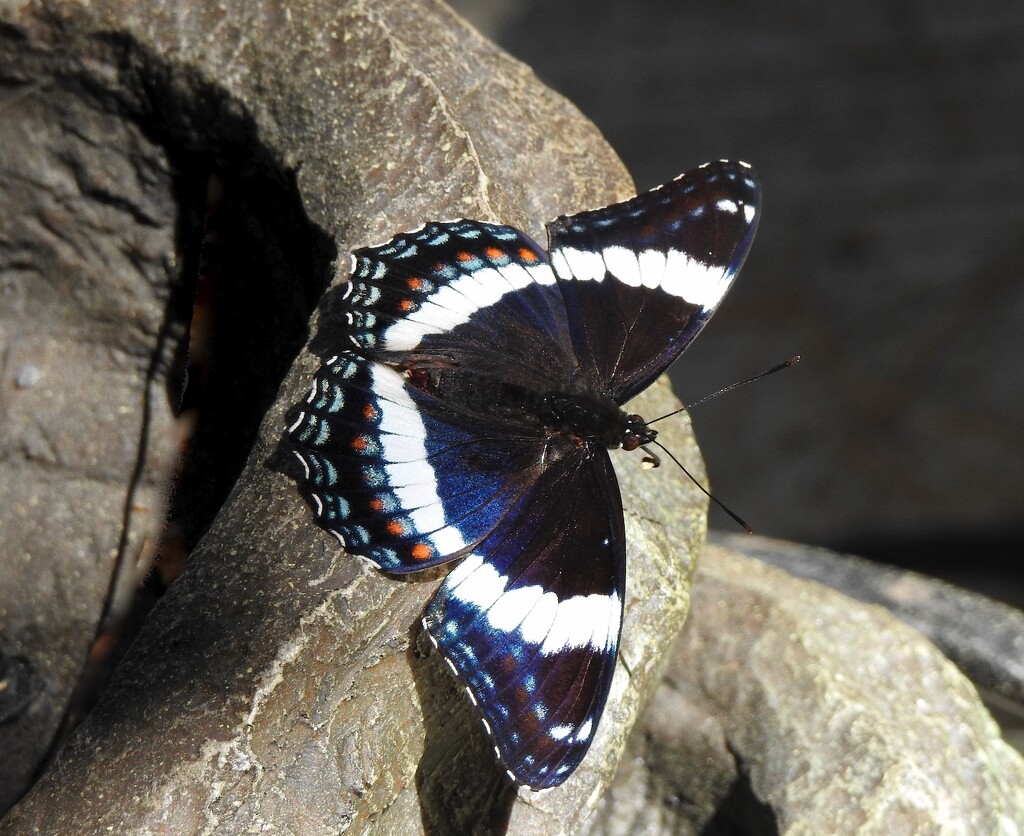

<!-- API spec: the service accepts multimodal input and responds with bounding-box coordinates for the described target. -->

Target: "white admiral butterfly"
[285,160,760,788]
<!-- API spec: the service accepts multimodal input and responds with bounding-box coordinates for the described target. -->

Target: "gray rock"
[0,21,182,812]
[0,0,699,831]
[588,539,1024,834]
[715,531,1024,712]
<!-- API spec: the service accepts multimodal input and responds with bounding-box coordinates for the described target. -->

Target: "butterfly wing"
[287,217,628,788]
[547,160,760,403]
[424,446,625,789]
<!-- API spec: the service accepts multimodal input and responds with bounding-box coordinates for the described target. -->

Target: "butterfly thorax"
[403,364,655,452]
[539,392,656,451]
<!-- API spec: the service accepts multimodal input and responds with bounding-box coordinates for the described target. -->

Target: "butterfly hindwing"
[287,353,564,572]
[424,448,625,789]
[548,160,760,402]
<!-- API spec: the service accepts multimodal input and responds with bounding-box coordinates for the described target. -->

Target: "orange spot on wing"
[485,246,503,259]
[456,251,473,262]
[398,299,414,311]
[518,247,539,263]
[387,520,406,536]
[407,277,423,289]
[369,498,384,511]
[352,436,368,451]
[363,404,378,420]
[411,542,433,561]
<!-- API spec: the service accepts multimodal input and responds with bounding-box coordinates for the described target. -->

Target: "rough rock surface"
[0,0,699,831]
[715,532,1024,712]
[0,10,183,812]
[588,539,1024,834]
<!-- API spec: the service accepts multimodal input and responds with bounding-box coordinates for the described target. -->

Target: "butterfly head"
[621,413,656,452]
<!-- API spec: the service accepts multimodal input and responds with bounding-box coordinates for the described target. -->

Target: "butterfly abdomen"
[403,364,550,431]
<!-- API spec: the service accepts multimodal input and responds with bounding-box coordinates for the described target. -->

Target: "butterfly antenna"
[648,440,752,533]
[648,355,800,425]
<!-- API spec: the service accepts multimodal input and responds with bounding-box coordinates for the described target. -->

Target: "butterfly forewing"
[346,219,579,397]
[548,160,760,402]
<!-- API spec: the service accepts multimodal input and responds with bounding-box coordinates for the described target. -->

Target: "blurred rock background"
[449,0,1024,608]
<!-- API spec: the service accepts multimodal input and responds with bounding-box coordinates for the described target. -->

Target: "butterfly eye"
[622,414,655,451]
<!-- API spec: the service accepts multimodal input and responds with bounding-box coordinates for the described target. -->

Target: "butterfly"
[284,160,760,789]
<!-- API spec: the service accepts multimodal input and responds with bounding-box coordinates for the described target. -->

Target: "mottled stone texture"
[587,539,1024,835]
[0,18,183,814]
[0,0,696,831]
[716,532,1024,714]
